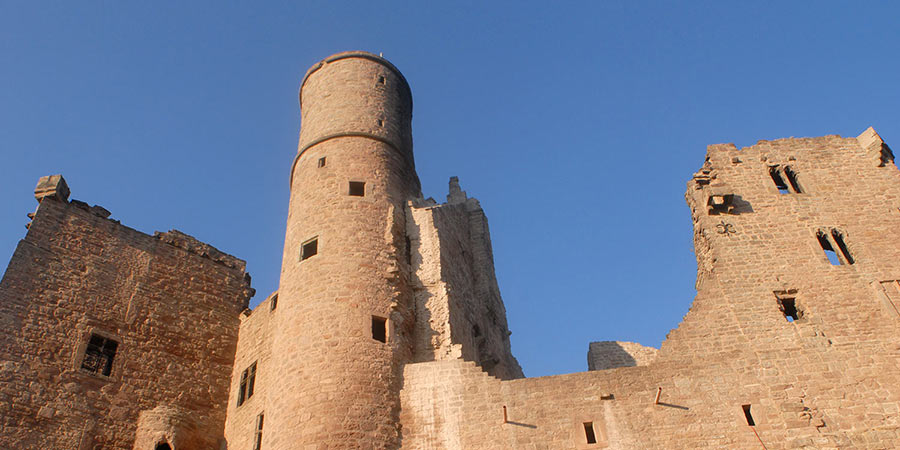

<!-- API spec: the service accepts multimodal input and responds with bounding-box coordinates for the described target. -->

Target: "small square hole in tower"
[583,422,597,444]
[301,237,318,261]
[372,316,387,343]
[378,75,385,85]
[742,404,756,426]
[779,297,800,322]
[318,157,326,168]
[349,181,365,197]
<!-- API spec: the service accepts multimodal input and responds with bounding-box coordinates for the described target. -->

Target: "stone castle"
[1,51,899,449]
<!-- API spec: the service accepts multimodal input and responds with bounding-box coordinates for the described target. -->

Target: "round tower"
[268,52,420,449]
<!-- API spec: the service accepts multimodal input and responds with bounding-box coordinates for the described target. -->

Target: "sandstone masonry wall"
[0,190,252,449]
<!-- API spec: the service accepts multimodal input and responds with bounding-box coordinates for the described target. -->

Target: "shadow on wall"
[587,341,658,371]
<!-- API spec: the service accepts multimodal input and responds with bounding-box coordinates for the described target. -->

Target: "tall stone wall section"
[407,179,523,380]
[399,129,900,449]
[0,183,252,449]
[265,52,421,449]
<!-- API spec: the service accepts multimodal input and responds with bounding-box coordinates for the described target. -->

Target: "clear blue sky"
[1,2,898,378]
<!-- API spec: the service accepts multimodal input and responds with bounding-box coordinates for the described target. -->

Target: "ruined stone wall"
[400,129,900,449]
[407,179,522,380]
[0,187,252,449]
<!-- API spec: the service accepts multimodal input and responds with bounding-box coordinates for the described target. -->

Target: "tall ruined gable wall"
[400,131,900,449]
[407,187,523,380]
[0,195,252,449]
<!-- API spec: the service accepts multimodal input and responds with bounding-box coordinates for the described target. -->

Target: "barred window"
[238,362,258,406]
[80,334,118,377]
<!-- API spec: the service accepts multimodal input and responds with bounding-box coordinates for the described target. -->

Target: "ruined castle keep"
[1,51,899,449]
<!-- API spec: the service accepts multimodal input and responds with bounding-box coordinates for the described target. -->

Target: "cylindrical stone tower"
[268,51,420,449]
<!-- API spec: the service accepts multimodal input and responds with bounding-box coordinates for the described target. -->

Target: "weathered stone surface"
[3,51,900,449]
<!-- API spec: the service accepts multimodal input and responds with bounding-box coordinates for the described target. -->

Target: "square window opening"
[377,119,384,127]
[372,316,387,343]
[583,422,597,444]
[318,157,326,168]
[769,167,790,194]
[301,238,318,261]
[349,181,366,197]
[742,404,756,426]
[779,297,800,322]
[81,333,118,377]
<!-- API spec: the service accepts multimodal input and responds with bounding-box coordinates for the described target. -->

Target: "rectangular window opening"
[349,181,366,197]
[372,316,387,343]
[742,404,756,426]
[270,294,278,311]
[769,167,790,194]
[583,422,597,444]
[318,157,326,168]
[301,237,318,261]
[378,75,385,85]
[81,334,118,377]
[252,413,264,450]
[779,297,800,322]
[238,362,258,406]
[784,166,802,193]
[817,232,842,265]
[831,230,854,265]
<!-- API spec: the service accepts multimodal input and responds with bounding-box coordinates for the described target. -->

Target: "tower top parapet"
[299,51,412,109]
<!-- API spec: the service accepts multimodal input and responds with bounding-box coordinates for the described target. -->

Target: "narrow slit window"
[318,157,326,168]
[784,166,802,193]
[817,232,842,265]
[349,181,365,197]
[583,422,597,444]
[238,362,257,406]
[252,413,264,450]
[372,316,387,343]
[769,167,790,194]
[270,294,278,311]
[80,334,118,377]
[742,404,756,426]
[301,237,318,261]
[779,297,800,322]
[404,236,412,266]
[831,230,854,265]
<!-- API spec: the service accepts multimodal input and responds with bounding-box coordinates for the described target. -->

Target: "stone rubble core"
[1,51,900,449]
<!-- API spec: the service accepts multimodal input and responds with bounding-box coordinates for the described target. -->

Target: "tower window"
[237,362,257,406]
[784,166,802,193]
[372,316,387,343]
[742,404,756,426]
[778,297,800,322]
[377,119,384,127]
[318,157,326,168]
[270,294,278,311]
[769,165,802,194]
[155,443,171,450]
[80,334,118,377]
[817,229,853,265]
[252,413,264,450]
[301,237,318,261]
[583,422,597,444]
[378,75,385,85]
[349,181,365,197]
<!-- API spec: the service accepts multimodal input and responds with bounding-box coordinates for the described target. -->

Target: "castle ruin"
[2,51,899,449]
